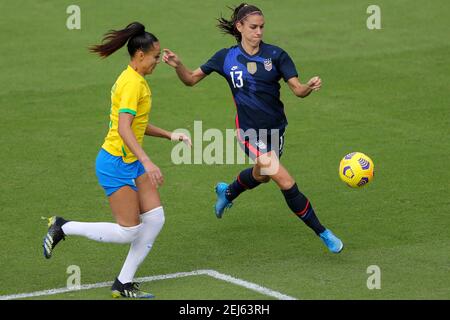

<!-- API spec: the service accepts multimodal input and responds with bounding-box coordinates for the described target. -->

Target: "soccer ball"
[339,152,374,188]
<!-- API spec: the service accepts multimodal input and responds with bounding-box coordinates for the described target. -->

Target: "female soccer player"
[42,22,191,298]
[163,4,343,253]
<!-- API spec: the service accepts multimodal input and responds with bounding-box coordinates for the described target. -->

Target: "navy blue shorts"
[95,148,146,197]
[236,128,285,161]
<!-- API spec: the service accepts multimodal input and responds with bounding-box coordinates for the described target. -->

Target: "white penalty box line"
[0,269,297,300]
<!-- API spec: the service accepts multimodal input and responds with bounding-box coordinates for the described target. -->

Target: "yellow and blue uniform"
[103,65,152,163]
[96,65,151,196]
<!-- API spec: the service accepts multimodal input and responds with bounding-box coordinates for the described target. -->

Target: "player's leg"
[227,165,269,198]
[214,165,270,218]
[43,150,144,258]
[252,165,271,183]
[256,151,344,253]
[214,131,270,218]
[113,171,164,298]
[43,187,142,258]
[61,186,142,241]
[109,172,164,299]
[43,186,142,259]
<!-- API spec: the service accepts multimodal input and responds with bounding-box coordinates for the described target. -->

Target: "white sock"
[117,206,165,284]
[62,221,141,244]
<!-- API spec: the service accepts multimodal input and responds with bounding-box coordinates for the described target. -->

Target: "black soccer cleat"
[43,216,67,259]
[111,278,155,299]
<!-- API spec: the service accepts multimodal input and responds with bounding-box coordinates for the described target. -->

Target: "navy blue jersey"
[200,42,298,132]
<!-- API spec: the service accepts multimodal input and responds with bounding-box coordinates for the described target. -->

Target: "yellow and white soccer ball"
[339,152,374,188]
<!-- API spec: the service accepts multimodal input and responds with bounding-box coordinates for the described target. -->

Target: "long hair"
[89,22,158,58]
[217,3,263,42]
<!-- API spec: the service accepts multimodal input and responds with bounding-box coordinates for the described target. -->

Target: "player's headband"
[236,5,263,23]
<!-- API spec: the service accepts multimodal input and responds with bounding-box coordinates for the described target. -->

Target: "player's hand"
[143,160,164,187]
[307,76,322,91]
[163,49,181,68]
[170,132,192,147]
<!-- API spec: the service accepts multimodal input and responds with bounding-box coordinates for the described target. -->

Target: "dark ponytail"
[217,3,263,42]
[89,22,158,58]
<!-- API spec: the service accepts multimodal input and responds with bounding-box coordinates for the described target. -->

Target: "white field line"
[0,269,297,300]
[203,270,297,300]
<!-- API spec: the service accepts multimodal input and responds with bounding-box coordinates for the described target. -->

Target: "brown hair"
[217,3,263,42]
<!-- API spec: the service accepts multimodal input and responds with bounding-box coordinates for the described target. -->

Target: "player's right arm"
[163,49,207,86]
[118,113,163,187]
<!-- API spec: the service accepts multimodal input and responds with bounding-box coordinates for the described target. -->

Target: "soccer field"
[0,0,449,300]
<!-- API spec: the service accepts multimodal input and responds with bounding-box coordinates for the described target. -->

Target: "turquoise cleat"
[319,229,344,253]
[214,182,233,219]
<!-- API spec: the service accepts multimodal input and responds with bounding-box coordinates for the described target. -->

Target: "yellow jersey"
[102,65,152,163]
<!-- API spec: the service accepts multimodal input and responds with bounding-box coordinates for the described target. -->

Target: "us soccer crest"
[247,62,257,75]
[264,58,272,71]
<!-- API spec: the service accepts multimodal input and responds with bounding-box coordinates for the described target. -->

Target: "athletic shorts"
[95,148,146,197]
[236,128,285,161]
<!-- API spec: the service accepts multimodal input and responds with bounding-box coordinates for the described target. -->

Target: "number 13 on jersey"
[230,71,243,88]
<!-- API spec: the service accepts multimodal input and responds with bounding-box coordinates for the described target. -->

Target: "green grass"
[23,275,273,300]
[0,0,449,299]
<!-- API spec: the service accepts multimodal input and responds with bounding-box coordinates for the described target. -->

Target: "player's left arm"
[286,76,322,98]
[145,124,192,146]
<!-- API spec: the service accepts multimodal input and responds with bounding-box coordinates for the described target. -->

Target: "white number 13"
[230,71,243,88]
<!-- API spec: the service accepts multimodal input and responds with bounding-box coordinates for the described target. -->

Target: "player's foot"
[111,278,155,299]
[214,182,233,219]
[43,216,67,259]
[319,229,344,253]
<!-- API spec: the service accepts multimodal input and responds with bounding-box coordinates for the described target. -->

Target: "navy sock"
[281,183,326,235]
[226,167,261,201]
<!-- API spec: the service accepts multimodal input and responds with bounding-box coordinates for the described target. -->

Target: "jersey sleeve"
[200,48,228,76]
[278,50,299,82]
[118,81,141,116]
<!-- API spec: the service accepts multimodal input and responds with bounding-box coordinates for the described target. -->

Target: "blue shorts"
[95,148,146,197]
[237,128,285,161]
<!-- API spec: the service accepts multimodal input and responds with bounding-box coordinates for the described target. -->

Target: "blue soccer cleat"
[319,229,344,253]
[214,182,233,219]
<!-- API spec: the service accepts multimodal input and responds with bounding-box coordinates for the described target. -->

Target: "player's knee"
[152,209,165,229]
[280,178,295,190]
[253,164,272,184]
[273,175,295,190]
[256,175,271,184]
[118,224,142,243]
[141,206,165,232]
